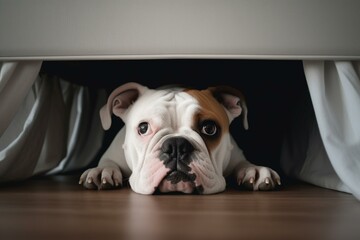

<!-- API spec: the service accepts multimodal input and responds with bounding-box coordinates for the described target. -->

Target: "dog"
[79,82,281,194]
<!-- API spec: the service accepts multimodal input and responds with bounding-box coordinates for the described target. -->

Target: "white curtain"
[0,61,106,182]
[282,61,360,200]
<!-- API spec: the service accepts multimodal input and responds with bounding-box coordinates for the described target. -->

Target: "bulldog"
[79,82,281,194]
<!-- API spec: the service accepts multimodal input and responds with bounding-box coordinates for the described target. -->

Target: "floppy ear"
[208,86,249,130]
[99,82,148,130]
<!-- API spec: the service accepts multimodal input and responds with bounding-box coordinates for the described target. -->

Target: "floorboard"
[0,175,359,240]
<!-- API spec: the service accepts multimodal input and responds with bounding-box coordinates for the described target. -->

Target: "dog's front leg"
[229,137,281,191]
[79,128,130,190]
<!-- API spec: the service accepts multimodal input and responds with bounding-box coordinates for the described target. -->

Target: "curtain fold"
[0,61,106,182]
[0,61,42,136]
[305,61,360,199]
[282,61,360,200]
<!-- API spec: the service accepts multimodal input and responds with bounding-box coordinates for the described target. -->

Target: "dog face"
[100,83,248,194]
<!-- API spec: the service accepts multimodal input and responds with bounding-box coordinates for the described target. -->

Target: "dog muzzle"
[156,137,203,194]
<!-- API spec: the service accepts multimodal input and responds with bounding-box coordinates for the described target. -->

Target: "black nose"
[160,137,194,171]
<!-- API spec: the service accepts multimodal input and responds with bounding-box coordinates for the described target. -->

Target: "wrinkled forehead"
[138,88,198,110]
[127,89,199,126]
[128,88,229,131]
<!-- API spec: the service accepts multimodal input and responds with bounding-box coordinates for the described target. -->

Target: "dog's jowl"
[79,82,281,194]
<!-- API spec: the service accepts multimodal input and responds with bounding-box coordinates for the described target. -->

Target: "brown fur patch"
[185,89,229,152]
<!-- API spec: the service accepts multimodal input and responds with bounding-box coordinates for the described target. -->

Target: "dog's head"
[100,82,248,194]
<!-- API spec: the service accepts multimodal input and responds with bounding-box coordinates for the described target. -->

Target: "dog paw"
[79,167,123,190]
[236,166,281,191]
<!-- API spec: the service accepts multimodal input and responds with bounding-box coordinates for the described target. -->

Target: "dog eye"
[138,122,151,136]
[200,120,218,136]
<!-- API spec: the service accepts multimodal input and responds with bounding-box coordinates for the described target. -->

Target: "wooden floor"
[0,175,359,240]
